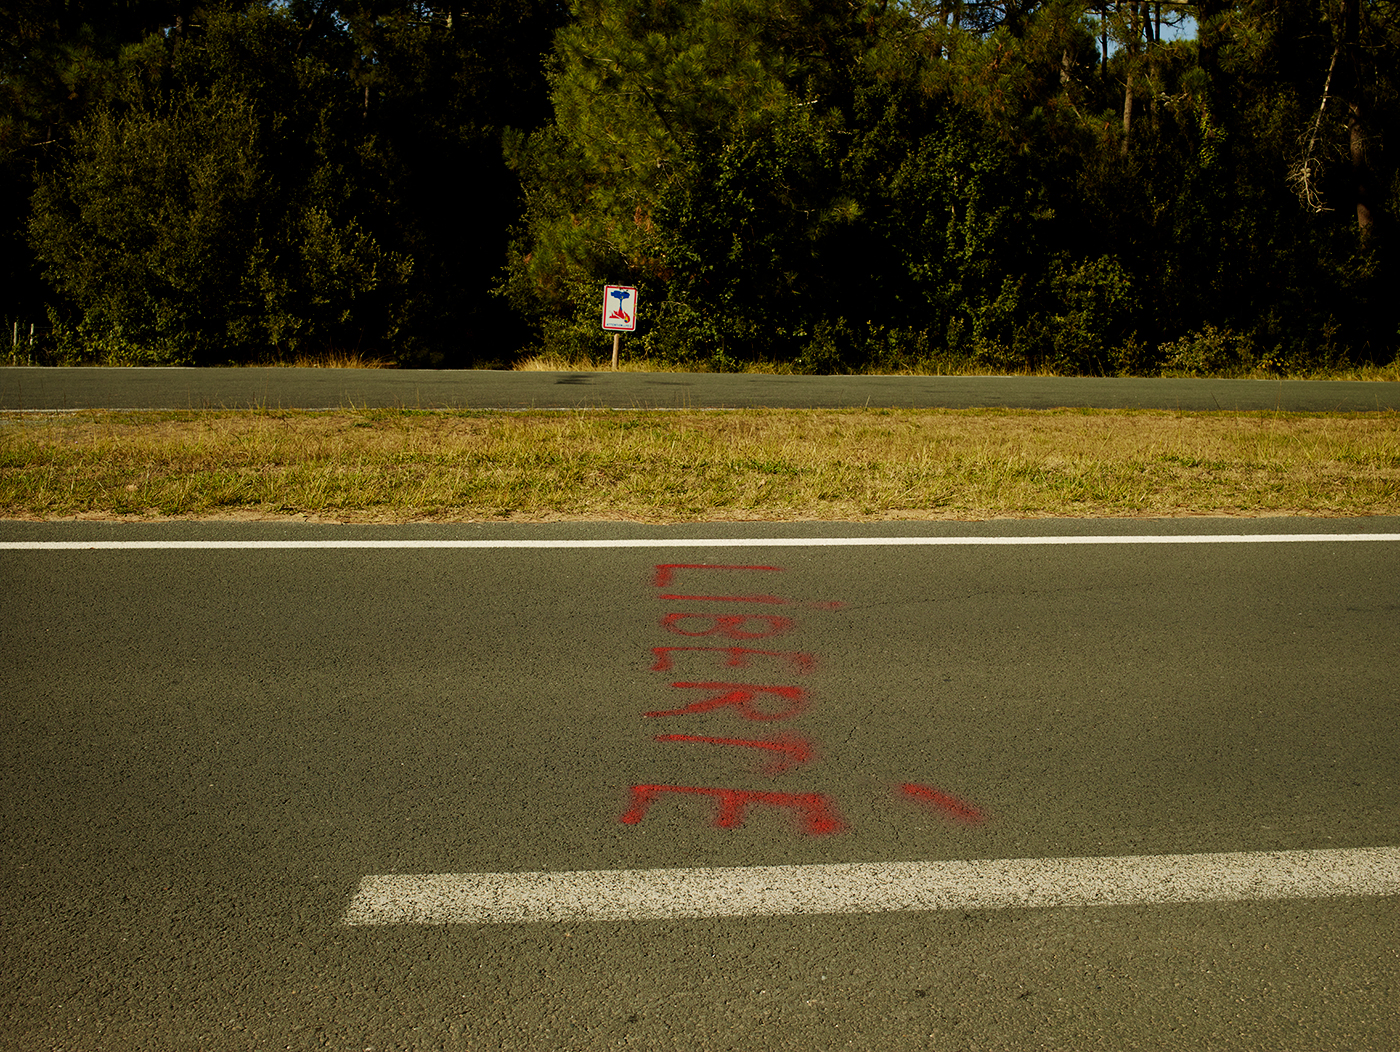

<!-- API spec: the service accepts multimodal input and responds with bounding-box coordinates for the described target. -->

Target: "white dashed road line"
[342,846,1400,925]
[5,534,1400,551]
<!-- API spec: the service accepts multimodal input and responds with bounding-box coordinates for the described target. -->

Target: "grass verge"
[1,407,1397,522]
[512,352,1400,381]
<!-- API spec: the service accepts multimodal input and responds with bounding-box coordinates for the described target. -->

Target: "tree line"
[2,0,1395,372]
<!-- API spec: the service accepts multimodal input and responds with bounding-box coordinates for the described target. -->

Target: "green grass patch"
[1,407,1397,522]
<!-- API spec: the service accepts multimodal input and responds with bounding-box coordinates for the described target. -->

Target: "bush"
[1045,256,1138,375]
[1160,324,1256,377]
[28,9,410,365]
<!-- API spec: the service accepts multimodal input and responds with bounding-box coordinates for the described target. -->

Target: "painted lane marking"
[4,534,1400,551]
[342,846,1400,925]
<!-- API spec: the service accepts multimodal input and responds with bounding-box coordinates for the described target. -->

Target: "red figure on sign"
[608,288,632,323]
[620,784,845,835]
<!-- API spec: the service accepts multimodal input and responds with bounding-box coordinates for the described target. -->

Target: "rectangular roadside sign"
[602,285,639,331]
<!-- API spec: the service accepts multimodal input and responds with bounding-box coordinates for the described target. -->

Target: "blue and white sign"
[601,285,639,332]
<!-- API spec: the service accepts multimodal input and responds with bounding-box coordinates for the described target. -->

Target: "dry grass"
[258,351,393,368]
[512,352,784,374]
[511,353,1057,376]
[512,353,1400,381]
[1,407,1397,522]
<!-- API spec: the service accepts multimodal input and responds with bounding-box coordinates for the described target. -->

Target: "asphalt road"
[2,519,1397,1051]
[3,365,1400,411]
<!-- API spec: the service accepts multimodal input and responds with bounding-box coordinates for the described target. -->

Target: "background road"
[3,366,1400,411]
[1,519,1396,1050]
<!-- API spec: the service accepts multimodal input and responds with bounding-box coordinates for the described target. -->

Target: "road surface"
[3,366,1399,411]
[2,519,1397,1050]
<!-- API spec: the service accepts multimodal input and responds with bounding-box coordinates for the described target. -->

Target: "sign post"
[601,285,638,370]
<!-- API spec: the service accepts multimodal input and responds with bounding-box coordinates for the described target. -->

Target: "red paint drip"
[654,733,815,773]
[650,647,816,674]
[644,682,808,721]
[659,593,791,605]
[653,564,782,588]
[620,784,845,835]
[900,783,986,825]
[660,613,796,639]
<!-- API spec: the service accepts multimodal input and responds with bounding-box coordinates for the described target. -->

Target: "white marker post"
[601,285,638,369]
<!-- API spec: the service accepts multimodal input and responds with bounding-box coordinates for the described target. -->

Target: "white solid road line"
[342,846,1400,926]
[4,534,1400,551]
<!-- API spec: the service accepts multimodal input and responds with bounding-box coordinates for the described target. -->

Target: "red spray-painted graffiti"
[900,783,987,825]
[660,613,795,639]
[649,647,816,674]
[623,562,986,836]
[653,733,815,773]
[644,682,809,721]
[652,565,785,589]
[620,784,846,835]
[653,563,790,604]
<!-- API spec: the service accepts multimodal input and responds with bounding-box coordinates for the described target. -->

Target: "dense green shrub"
[28,10,410,364]
[5,0,1397,371]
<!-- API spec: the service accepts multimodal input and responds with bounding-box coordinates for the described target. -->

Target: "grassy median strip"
[1,407,1397,521]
